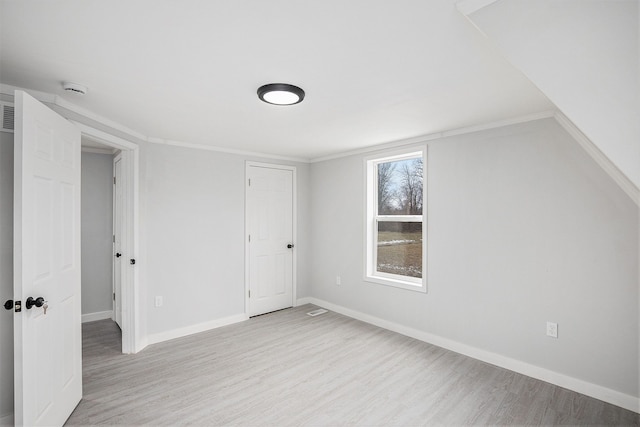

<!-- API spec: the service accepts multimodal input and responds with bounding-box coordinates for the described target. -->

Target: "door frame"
[72,121,141,354]
[244,161,297,316]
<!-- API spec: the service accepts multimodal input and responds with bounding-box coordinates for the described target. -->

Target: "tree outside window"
[366,149,426,292]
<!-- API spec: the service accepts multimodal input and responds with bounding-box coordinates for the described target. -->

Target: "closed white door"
[113,154,123,328]
[13,90,82,426]
[247,165,294,316]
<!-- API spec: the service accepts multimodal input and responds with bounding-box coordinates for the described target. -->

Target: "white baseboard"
[300,297,640,414]
[81,310,113,323]
[146,313,248,346]
[0,413,13,426]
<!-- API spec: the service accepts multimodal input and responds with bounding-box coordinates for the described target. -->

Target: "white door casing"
[70,121,139,354]
[113,154,123,328]
[14,90,82,426]
[246,163,295,317]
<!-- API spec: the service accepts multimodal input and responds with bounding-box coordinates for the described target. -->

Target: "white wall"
[0,132,13,421]
[466,0,640,189]
[137,141,310,339]
[309,118,639,399]
[81,152,114,316]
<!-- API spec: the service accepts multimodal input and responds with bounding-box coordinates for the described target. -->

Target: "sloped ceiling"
[460,0,640,190]
[0,0,553,161]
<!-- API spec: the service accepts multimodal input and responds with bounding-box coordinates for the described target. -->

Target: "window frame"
[364,147,427,293]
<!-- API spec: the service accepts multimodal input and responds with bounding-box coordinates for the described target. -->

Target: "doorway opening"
[80,143,119,333]
[74,121,140,354]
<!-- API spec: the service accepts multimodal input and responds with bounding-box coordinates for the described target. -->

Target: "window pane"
[377,157,423,215]
[377,221,422,278]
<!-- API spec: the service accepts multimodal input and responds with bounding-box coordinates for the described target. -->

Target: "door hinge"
[248,234,251,242]
[248,290,251,298]
[113,176,116,185]
[113,292,116,301]
[113,235,116,243]
[248,178,251,187]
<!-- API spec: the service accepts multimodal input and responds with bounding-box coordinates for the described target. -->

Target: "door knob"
[25,297,46,310]
[115,252,122,258]
[3,300,13,310]
[287,244,294,249]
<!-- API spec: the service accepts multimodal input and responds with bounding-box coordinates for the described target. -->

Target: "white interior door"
[13,90,82,426]
[113,154,122,328]
[247,165,294,316]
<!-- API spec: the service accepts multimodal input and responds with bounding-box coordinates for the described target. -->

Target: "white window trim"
[364,147,427,293]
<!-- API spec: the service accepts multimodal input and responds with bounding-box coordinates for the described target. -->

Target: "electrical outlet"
[336,276,341,286]
[546,321,558,338]
[155,296,163,307]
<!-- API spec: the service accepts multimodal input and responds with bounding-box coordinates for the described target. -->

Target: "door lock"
[115,252,122,258]
[25,296,46,310]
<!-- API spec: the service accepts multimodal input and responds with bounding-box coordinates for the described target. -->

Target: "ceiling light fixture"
[257,83,305,106]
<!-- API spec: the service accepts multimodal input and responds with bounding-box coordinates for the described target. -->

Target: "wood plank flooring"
[66,305,639,426]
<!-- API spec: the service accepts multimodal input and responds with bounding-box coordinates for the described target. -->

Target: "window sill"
[364,274,427,293]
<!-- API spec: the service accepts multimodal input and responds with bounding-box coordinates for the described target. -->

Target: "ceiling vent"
[1,102,14,133]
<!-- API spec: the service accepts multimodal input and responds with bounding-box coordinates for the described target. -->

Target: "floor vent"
[307,308,328,317]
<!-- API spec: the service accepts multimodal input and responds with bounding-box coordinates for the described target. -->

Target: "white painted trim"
[81,311,113,323]
[147,136,308,164]
[146,314,248,346]
[81,146,116,155]
[0,84,308,163]
[0,84,56,104]
[554,112,639,206]
[303,297,640,414]
[75,122,141,354]
[0,84,148,142]
[244,162,298,317]
[0,413,14,426]
[71,121,138,151]
[364,147,428,293]
[310,111,557,163]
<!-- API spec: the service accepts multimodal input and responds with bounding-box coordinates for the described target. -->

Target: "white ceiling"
[0,0,554,161]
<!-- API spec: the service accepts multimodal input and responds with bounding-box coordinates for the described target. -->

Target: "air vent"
[1,102,15,133]
[306,308,328,317]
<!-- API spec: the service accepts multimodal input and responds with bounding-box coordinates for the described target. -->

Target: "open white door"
[247,164,294,316]
[14,91,82,426]
[113,153,123,328]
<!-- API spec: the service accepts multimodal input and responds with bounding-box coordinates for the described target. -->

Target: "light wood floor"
[66,305,639,426]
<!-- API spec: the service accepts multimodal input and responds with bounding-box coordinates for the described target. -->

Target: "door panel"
[113,155,122,327]
[14,90,82,426]
[247,166,293,316]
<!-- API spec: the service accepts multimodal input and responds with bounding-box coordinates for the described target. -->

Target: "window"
[365,148,426,292]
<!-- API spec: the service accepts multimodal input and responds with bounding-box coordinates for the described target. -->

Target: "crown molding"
[554,112,639,206]
[310,111,557,163]
[4,83,638,204]
[146,136,308,163]
[0,84,310,163]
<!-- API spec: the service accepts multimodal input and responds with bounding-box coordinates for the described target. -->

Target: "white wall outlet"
[546,321,558,338]
[155,296,163,307]
[336,276,341,286]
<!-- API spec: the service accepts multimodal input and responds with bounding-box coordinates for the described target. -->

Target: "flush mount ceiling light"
[257,83,305,106]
